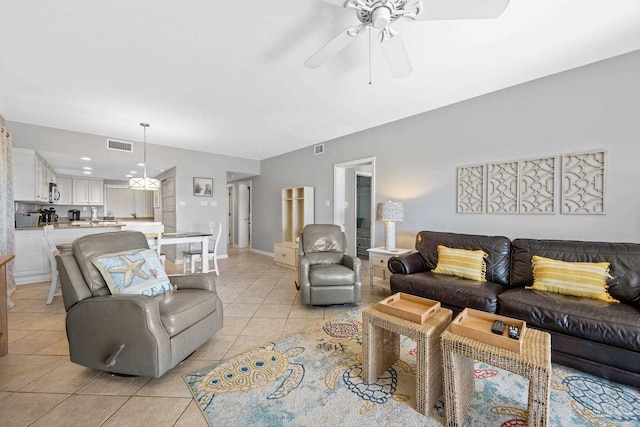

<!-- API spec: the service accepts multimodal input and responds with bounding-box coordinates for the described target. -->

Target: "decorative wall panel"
[457,165,484,213]
[561,151,606,214]
[487,162,518,214]
[518,157,556,214]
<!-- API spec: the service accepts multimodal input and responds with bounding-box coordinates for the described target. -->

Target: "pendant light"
[128,122,160,191]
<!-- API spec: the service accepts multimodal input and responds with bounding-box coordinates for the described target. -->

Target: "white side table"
[367,247,412,293]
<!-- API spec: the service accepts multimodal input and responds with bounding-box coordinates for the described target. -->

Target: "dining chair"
[121,222,165,264]
[42,225,72,304]
[183,221,221,275]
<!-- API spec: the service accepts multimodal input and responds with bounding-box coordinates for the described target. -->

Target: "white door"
[237,181,250,248]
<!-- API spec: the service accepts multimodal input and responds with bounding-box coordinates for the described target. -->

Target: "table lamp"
[376,201,404,251]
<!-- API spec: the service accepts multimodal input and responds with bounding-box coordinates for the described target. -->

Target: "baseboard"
[250,248,273,257]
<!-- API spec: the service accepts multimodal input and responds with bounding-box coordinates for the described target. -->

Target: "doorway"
[333,157,376,256]
[237,180,251,248]
[355,172,372,260]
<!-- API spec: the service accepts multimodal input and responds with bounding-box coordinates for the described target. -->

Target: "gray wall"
[252,49,640,254]
[6,122,260,257]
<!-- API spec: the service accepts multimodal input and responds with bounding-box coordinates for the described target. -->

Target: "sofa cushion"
[433,245,487,282]
[528,255,618,303]
[92,248,173,297]
[414,231,511,286]
[309,264,354,286]
[390,272,505,313]
[510,238,640,288]
[608,270,640,306]
[156,289,220,337]
[498,288,640,352]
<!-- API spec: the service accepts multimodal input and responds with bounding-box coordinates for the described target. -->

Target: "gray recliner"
[298,224,362,306]
[55,231,223,378]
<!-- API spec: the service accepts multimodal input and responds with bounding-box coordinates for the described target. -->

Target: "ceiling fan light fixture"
[371,6,391,29]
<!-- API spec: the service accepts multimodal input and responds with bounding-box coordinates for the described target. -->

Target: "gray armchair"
[55,231,223,378]
[298,224,362,305]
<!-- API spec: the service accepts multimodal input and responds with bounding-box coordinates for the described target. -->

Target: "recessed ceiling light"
[129,171,138,174]
[83,171,92,175]
[82,166,92,170]
[137,162,145,167]
[80,156,92,161]
[125,174,132,178]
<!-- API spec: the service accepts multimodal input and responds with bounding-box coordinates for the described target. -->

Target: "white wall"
[252,50,640,253]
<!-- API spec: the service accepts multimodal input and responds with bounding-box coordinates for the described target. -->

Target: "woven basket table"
[441,327,551,427]
[362,306,453,415]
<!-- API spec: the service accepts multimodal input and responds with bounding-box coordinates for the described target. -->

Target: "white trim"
[251,248,273,257]
[333,157,376,250]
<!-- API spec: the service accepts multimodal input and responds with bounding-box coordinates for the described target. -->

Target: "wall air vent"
[314,144,325,155]
[107,139,133,152]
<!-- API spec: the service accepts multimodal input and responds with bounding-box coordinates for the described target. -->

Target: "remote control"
[508,325,520,340]
[491,320,505,335]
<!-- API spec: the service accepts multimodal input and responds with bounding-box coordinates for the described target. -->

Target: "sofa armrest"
[342,255,362,283]
[388,253,428,274]
[169,273,216,292]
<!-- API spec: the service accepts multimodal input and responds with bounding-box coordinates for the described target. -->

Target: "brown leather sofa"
[388,230,640,388]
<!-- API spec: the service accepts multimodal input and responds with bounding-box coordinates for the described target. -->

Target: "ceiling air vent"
[107,139,133,152]
[313,144,324,155]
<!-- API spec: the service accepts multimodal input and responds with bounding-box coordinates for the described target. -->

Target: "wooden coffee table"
[362,305,452,415]
[441,326,551,427]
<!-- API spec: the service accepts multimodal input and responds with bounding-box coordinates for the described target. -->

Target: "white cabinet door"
[88,179,104,204]
[57,176,73,204]
[14,230,48,284]
[72,178,89,205]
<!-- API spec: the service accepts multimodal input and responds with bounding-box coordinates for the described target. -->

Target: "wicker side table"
[441,327,551,427]
[362,306,452,415]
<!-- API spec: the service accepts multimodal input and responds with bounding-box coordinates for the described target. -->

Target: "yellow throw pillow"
[527,255,619,303]
[433,245,488,282]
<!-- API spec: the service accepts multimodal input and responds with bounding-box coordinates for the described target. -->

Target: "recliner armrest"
[169,273,217,291]
[388,253,428,274]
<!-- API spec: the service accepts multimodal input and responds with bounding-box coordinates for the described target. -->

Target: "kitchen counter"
[16,222,125,230]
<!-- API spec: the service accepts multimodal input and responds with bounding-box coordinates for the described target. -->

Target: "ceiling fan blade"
[304,24,366,69]
[416,0,510,20]
[379,30,412,78]
[322,0,348,7]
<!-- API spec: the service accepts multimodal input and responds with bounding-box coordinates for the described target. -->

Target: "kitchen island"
[14,221,153,284]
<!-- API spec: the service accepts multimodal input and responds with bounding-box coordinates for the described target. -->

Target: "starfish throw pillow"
[92,248,173,296]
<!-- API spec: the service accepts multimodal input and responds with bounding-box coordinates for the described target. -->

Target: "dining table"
[146,232,213,273]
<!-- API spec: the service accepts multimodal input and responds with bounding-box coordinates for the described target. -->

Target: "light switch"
[179,201,186,207]
[211,201,217,207]
[200,201,208,207]
[325,200,330,207]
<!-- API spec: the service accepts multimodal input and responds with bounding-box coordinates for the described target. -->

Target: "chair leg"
[213,255,219,276]
[190,256,196,273]
[47,272,58,305]
[183,254,188,273]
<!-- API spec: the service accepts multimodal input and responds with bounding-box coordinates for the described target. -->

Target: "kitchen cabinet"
[57,176,73,205]
[72,178,104,205]
[13,229,48,284]
[14,226,122,284]
[12,148,56,203]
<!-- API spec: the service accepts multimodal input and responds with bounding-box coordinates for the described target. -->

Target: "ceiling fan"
[304,0,510,78]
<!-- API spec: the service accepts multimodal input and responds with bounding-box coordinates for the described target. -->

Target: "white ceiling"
[1,0,639,162]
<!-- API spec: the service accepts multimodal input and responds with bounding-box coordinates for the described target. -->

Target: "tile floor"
[1,247,388,426]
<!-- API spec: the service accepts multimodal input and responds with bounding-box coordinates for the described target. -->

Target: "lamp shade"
[128,176,161,191]
[376,201,404,222]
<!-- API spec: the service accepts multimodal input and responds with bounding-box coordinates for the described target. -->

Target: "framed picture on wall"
[193,177,213,197]
[153,190,160,208]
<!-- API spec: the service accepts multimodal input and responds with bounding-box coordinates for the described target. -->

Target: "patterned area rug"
[184,306,640,427]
